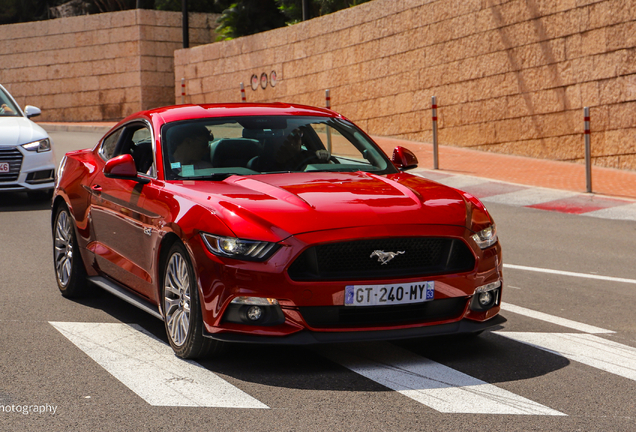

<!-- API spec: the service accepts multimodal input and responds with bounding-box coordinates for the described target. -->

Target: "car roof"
[126,103,344,126]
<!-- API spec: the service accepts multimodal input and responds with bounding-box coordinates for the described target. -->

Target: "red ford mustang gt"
[52,103,504,359]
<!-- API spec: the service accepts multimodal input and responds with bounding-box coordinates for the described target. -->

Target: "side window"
[117,125,154,176]
[99,128,123,161]
[130,126,154,176]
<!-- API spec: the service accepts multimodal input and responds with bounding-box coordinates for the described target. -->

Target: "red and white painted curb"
[414,169,636,221]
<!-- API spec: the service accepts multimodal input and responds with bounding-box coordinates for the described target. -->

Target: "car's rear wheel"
[53,204,89,297]
[162,242,222,359]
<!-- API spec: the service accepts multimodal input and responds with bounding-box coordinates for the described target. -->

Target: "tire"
[161,242,223,359]
[53,204,90,298]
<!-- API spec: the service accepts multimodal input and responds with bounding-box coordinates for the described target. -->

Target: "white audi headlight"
[471,224,497,249]
[200,233,278,261]
[22,138,51,153]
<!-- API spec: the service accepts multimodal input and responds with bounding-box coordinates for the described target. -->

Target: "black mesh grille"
[299,297,467,328]
[0,148,23,182]
[288,237,475,281]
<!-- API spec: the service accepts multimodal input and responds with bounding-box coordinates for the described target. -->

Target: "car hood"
[169,172,468,241]
[0,116,48,147]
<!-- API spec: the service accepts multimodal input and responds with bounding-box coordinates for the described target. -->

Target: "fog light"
[246,306,262,321]
[470,280,501,311]
[478,291,493,306]
[474,280,501,294]
[231,296,279,306]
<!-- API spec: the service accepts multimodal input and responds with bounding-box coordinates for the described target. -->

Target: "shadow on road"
[65,284,571,392]
[0,191,52,212]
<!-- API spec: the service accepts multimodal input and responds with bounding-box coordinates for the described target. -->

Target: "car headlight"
[200,233,279,261]
[22,138,51,152]
[471,224,497,249]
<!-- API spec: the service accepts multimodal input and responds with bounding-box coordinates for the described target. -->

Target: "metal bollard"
[325,89,332,153]
[240,82,246,103]
[432,96,439,170]
[181,78,185,104]
[584,107,592,193]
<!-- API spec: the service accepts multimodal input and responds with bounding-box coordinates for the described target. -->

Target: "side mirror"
[24,105,41,118]
[391,146,418,170]
[104,154,149,184]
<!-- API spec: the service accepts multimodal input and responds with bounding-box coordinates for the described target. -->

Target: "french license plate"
[344,281,434,307]
[0,162,9,173]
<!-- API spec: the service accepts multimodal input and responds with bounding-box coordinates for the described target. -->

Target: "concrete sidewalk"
[40,122,636,218]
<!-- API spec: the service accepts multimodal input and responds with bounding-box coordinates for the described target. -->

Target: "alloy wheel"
[164,252,191,347]
[54,210,73,287]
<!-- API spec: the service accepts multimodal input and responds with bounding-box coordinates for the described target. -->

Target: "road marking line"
[321,342,565,415]
[496,332,636,382]
[50,322,269,408]
[500,303,615,334]
[504,263,636,285]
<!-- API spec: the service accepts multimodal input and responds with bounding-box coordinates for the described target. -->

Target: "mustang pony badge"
[370,250,405,265]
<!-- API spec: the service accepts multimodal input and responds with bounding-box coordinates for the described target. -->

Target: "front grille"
[299,297,467,328]
[0,148,23,182]
[287,237,475,281]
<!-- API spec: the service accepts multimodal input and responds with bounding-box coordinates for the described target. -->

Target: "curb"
[37,122,116,134]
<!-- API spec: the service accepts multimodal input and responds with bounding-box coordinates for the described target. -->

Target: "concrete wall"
[175,0,636,171]
[0,9,218,122]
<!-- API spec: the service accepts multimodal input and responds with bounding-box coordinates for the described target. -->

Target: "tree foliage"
[276,0,371,24]
[216,0,287,40]
[0,0,372,37]
[215,0,371,40]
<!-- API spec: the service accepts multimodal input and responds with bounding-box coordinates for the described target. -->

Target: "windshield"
[161,116,396,180]
[0,88,20,117]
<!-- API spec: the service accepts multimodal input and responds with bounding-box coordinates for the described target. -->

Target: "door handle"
[91,184,102,194]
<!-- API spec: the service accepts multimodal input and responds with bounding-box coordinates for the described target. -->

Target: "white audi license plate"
[344,281,434,307]
[0,162,9,173]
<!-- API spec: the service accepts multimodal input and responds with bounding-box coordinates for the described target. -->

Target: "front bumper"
[191,223,504,342]
[0,145,56,193]
[204,314,507,344]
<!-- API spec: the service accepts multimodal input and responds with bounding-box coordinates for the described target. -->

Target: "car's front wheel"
[162,242,222,359]
[53,204,90,297]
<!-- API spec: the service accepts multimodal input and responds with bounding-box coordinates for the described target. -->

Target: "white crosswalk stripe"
[49,321,269,408]
[501,302,615,334]
[495,332,636,382]
[320,342,565,415]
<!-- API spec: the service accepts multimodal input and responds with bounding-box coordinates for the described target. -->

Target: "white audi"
[0,84,56,200]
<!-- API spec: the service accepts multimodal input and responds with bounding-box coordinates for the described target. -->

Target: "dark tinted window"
[161,116,395,180]
[99,128,123,161]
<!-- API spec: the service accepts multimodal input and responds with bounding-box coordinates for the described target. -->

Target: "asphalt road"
[0,130,634,431]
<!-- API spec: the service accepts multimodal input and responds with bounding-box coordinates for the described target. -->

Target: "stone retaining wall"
[175,0,636,170]
[0,9,218,122]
